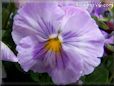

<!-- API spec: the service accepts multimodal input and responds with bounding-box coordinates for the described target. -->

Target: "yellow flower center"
[45,37,62,53]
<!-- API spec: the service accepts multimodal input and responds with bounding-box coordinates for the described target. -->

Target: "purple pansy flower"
[91,0,113,18]
[12,2,105,85]
[92,6,109,18]
[0,41,18,62]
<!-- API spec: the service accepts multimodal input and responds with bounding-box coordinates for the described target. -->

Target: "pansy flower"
[12,2,105,85]
[91,0,113,18]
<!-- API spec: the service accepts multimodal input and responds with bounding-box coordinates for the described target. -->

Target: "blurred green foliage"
[92,16,109,30]
[30,71,53,85]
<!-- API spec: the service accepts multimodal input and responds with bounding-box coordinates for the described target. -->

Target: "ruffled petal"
[31,44,52,73]
[0,41,17,62]
[31,42,83,84]
[62,6,104,56]
[61,6,94,34]
[17,35,52,72]
[12,2,64,44]
[16,36,40,71]
[61,6,104,75]
[49,45,83,85]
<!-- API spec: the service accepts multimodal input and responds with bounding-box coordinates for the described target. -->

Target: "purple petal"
[61,6,104,75]
[105,35,114,44]
[31,59,51,73]
[82,62,95,75]
[16,36,39,71]
[31,45,55,73]
[58,0,98,13]
[12,2,64,44]
[31,41,83,84]
[61,6,92,33]
[63,44,101,75]
[101,30,109,39]
[49,46,83,85]
[62,6,104,56]
[0,41,18,62]
[17,35,52,72]
[101,31,114,44]
[62,6,104,39]
[58,0,76,7]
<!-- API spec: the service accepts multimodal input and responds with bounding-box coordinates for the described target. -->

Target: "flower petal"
[63,43,100,75]
[61,6,104,75]
[17,35,50,72]
[16,36,38,71]
[105,36,114,44]
[12,2,64,44]
[62,6,104,57]
[49,46,83,85]
[0,41,17,62]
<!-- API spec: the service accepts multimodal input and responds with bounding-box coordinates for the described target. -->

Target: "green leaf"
[103,55,114,83]
[84,64,109,84]
[106,44,114,52]
[92,16,109,30]
[2,2,17,29]
[30,71,53,85]
[111,5,114,14]
[99,17,111,22]
[2,7,10,29]
[103,56,114,72]
[98,21,109,30]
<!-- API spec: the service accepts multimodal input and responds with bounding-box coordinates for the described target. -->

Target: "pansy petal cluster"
[10,2,105,84]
